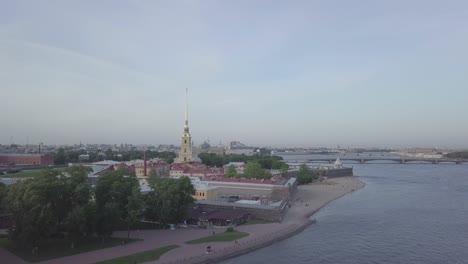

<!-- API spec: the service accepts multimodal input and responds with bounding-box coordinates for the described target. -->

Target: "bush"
[226,227,234,233]
[296,164,318,185]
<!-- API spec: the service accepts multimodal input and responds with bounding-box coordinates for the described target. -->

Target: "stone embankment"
[157,221,313,264]
[155,176,366,264]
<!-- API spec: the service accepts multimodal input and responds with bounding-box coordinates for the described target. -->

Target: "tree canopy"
[445,152,468,159]
[3,166,94,248]
[53,149,176,165]
[1,165,197,250]
[94,168,142,239]
[144,177,195,226]
[296,164,318,185]
[244,162,272,179]
[226,165,238,178]
[198,153,289,170]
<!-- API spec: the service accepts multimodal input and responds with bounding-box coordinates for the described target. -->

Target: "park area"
[0,234,138,263]
[186,230,249,244]
[1,168,66,178]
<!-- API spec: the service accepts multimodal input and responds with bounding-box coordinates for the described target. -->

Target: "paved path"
[0,247,28,264]
[37,228,235,264]
[0,177,365,264]
[152,223,287,264]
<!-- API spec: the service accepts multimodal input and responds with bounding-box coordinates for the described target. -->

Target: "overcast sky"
[1,1,467,148]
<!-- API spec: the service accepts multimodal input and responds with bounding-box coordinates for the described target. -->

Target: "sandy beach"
[0,177,365,264]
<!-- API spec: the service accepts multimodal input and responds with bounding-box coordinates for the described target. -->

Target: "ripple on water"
[221,164,468,264]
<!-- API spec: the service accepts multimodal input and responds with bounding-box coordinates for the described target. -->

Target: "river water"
[221,156,468,264]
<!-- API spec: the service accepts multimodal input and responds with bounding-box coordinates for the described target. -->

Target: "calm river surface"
[222,158,468,264]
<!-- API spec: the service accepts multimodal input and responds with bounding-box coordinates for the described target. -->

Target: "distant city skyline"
[1,1,468,148]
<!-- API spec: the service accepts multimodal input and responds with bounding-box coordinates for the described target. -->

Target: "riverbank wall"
[196,200,289,222]
[159,177,365,264]
[159,220,315,264]
[317,167,353,178]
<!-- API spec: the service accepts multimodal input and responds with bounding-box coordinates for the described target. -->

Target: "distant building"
[225,148,254,156]
[187,208,250,227]
[198,147,225,156]
[226,141,254,156]
[230,141,247,148]
[170,175,219,201]
[208,147,225,156]
[202,176,297,202]
[78,154,90,161]
[178,89,193,163]
[170,162,224,179]
[0,153,54,166]
[84,160,154,185]
[134,161,170,177]
[170,161,297,203]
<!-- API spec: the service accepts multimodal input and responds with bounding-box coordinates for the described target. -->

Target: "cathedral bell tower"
[178,89,193,163]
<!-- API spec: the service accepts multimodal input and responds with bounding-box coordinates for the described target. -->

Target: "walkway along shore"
[0,177,364,264]
[154,176,366,264]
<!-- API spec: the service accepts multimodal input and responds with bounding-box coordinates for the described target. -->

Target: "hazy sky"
[1,1,468,148]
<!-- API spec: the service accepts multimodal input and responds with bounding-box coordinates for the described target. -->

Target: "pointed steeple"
[179,88,193,162]
[184,88,189,131]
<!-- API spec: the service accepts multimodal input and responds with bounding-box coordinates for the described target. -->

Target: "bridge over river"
[286,158,468,165]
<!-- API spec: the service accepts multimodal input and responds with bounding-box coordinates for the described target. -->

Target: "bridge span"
[286,158,468,165]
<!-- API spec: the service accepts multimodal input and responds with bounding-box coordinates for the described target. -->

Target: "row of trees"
[0,167,194,249]
[296,164,319,185]
[225,162,275,179]
[198,153,289,170]
[54,149,176,164]
[445,152,468,159]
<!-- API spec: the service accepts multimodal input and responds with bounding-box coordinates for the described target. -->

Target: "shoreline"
[156,176,366,264]
[8,177,365,264]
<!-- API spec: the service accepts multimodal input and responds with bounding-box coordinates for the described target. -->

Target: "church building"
[178,89,193,163]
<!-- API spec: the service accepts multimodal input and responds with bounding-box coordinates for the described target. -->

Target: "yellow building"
[193,186,218,201]
[136,176,149,185]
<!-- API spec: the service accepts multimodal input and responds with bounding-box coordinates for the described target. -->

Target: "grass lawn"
[0,236,140,263]
[240,219,274,225]
[2,168,67,178]
[94,245,179,264]
[185,231,249,244]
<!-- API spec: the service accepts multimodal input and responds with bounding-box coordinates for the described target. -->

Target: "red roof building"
[0,153,54,166]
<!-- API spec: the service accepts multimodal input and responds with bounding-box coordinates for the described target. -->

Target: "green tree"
[145,177,195,226]
[125,188,142,238]
[95,202,120,240]
[296,164,316,185]
[94,168,140,240]
[148,169,159,186]
[62,166,94,247]
[3,166,99,249]
[0,182,7,214]
[64,166,92,207]
[226,165,237,178]
[244,162,272,179]
[55,148,66,164]
[64,205,88,248]
[4,171,65,247]
[104,148,114,160]
[280,164,289,177]
[445,151,468,159]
